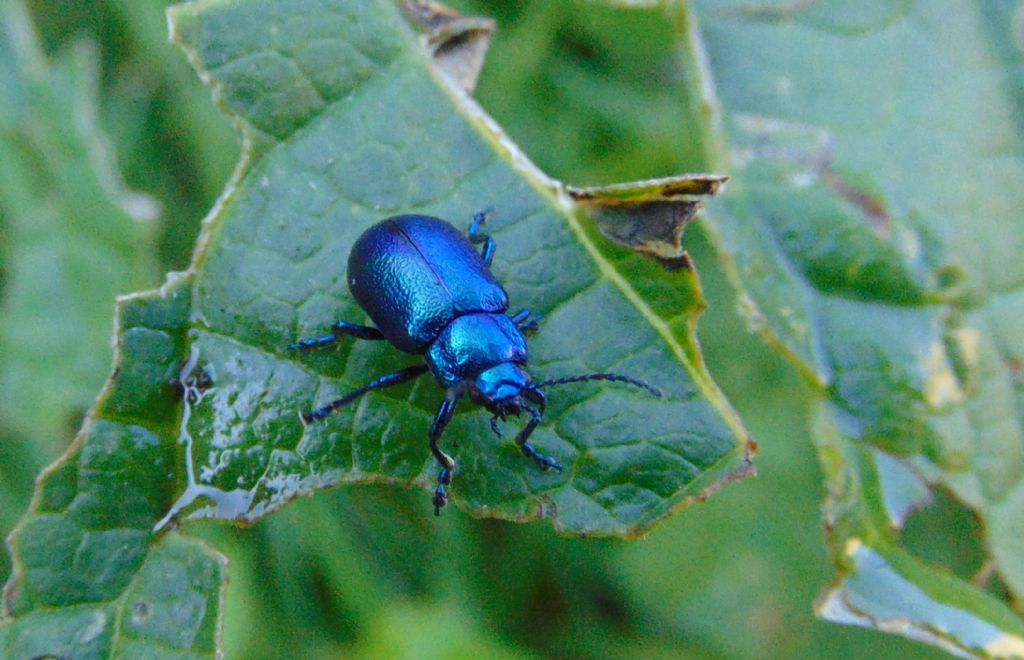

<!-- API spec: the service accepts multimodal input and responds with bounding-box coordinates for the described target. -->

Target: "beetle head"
[469,362,530,415]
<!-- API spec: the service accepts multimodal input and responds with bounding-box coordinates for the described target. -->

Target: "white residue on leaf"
[77,611,107,643]
[153,344,255,532]
[199,447,241,482]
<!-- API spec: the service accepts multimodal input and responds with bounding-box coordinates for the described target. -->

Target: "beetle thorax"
[425,312,529,390]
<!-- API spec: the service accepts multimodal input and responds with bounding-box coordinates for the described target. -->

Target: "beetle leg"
[288,320,384,350]
[515,389,562,472]
[302,364,428,422]
[509,309,543,333]
[430,391,462,515]
[468,208,496,267]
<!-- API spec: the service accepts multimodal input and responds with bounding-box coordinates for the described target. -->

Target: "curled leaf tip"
[402,0,495,92]
[569,174,727,270]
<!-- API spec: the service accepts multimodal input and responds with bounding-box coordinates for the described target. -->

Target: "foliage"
[0,0,1020,657]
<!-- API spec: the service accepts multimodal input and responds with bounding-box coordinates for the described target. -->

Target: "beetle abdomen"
[347,215,509,353]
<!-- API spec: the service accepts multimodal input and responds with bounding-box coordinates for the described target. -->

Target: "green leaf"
[3,533,226,659]
[2,277,227,657]
[0,1,160,449]
[818,538,1024,658]
[148,0,750,534]
[103,0,240,208]
[694,0,1024,653]
[3,0,752,652]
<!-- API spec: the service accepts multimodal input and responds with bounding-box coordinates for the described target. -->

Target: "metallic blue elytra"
[290,210,661,514]
[348,215,508,353]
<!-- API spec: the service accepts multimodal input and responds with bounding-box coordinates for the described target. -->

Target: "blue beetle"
[291,210,660,514]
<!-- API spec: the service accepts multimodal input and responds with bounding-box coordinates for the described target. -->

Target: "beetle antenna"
[535,373,662,398]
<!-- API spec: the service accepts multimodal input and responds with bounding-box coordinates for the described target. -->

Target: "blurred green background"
[0,0,963,656]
